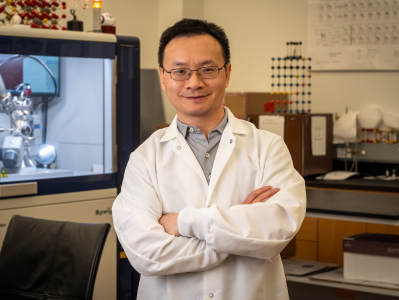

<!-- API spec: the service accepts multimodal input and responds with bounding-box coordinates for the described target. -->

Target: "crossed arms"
[159,186,281,236]
[112,136,306,276]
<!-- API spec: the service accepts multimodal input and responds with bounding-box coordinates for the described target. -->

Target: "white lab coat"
[112,108,306,300]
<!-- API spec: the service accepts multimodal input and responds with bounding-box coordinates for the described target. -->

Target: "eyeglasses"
[163,65,226,81]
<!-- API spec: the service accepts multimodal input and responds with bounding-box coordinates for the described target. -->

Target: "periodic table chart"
[307,0,399,70]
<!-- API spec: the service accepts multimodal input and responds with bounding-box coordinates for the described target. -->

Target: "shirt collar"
[176,107,228,138]
[160,107,248,143]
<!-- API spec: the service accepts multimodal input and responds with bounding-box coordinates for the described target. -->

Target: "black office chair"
[0,215,111,300]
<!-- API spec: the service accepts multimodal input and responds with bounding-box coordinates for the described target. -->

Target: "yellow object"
[283,92,286,95]
[1,169,7,178]
[296,74,299,78]
[289,92,293,95]
[302,57,306,60]
[270,92,274,95]
[6,0,12,6]
[43,18,48,23]
[93,0,101,8]
[120,251,127,259]
[12,6,16,11]
[276,92,280,95]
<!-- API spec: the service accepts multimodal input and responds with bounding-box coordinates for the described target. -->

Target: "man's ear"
[225,64,232,88]
[159,67,166,92]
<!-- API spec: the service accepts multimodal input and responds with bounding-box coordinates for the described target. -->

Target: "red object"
[302,83,305,86]
[283,100,287,104]
[52,13,59,18]
[31,23,37,28]
[295,92,299,95]
[42,12,47,18]
[62,26,66,30]
[11,2,15,6]
[61,1,66,5]
[24,88,32,96]
[270,100,274,103]
[289,100,293,104]
[361,140,364,143]
[361,128,365,131]
[101,25,116,34]
[277,100,280,104]
[370,128,373,131]
[52,1,59,6]
[308,109,311,113]
[51,25,58,29]
[62,14,66,18]
[308,75,311,78]
[41,24,48,29]
[62,6,66,9]
[264,102,275,113]
[0,7,4,13]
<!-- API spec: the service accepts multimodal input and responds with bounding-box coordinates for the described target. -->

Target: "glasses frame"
[163,64,226,81]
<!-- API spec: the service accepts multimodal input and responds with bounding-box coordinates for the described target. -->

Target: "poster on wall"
[307,0,399,70]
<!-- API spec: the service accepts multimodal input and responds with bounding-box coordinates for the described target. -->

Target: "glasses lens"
[199,67,219,79]
[171,69,190,80]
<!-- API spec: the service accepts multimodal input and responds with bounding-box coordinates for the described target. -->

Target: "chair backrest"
[0,215,110,300]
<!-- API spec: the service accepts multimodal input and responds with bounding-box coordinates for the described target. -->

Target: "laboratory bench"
[288,177,399,299]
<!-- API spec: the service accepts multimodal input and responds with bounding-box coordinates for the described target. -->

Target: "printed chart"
[308,0,399,70]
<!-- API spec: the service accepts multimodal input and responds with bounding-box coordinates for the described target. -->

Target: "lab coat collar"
[160,107,248,143]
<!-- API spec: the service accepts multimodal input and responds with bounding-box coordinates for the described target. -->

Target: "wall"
[70,0,159,69]
[71,0,399,123]
[203,0,399,118]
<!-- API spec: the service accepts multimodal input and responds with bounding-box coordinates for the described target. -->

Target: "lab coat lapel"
[206,108,249,206]
[172,136,208,186]
[206,126,235,206]
[161,116,208,185]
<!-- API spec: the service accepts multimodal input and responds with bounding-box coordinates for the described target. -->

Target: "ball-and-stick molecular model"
[0,0,68,30]
[271,42,312,114]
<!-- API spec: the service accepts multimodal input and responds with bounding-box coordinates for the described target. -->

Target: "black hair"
[158,18,230,68]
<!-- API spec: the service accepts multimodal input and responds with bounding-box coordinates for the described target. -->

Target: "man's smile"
[183,94,209,101]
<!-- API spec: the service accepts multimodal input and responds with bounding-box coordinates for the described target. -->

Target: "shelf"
[306,212,399,226]
[286,270,399,297]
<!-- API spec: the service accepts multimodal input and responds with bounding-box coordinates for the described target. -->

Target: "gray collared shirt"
[177,108,228,184]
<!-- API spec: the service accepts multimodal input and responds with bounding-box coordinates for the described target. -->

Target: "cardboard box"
[224,93,288,118]
[343,233,399,285]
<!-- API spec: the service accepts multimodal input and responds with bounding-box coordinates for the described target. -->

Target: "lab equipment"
[271,42,312,114]
[101,12,115,34]
[0,54,57,174]
[92,0,101,32]
[67,9,83,31]
[0,28,140,299]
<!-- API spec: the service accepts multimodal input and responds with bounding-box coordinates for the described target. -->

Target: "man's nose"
[185,70,204,89]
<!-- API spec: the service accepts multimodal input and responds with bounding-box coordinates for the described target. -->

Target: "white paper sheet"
[311,116,327,156]
[258,115,285,139]
[307,0,399,70]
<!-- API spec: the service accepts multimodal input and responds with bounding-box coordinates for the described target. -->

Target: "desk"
[289,179,399,299]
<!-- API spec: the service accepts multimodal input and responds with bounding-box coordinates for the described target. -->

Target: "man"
[112,19,306,300]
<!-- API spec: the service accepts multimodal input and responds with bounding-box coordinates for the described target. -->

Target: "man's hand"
[242,186,280,205]
[159,213,181,236]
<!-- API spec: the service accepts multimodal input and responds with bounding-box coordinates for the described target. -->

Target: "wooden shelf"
[306,212,399,226]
